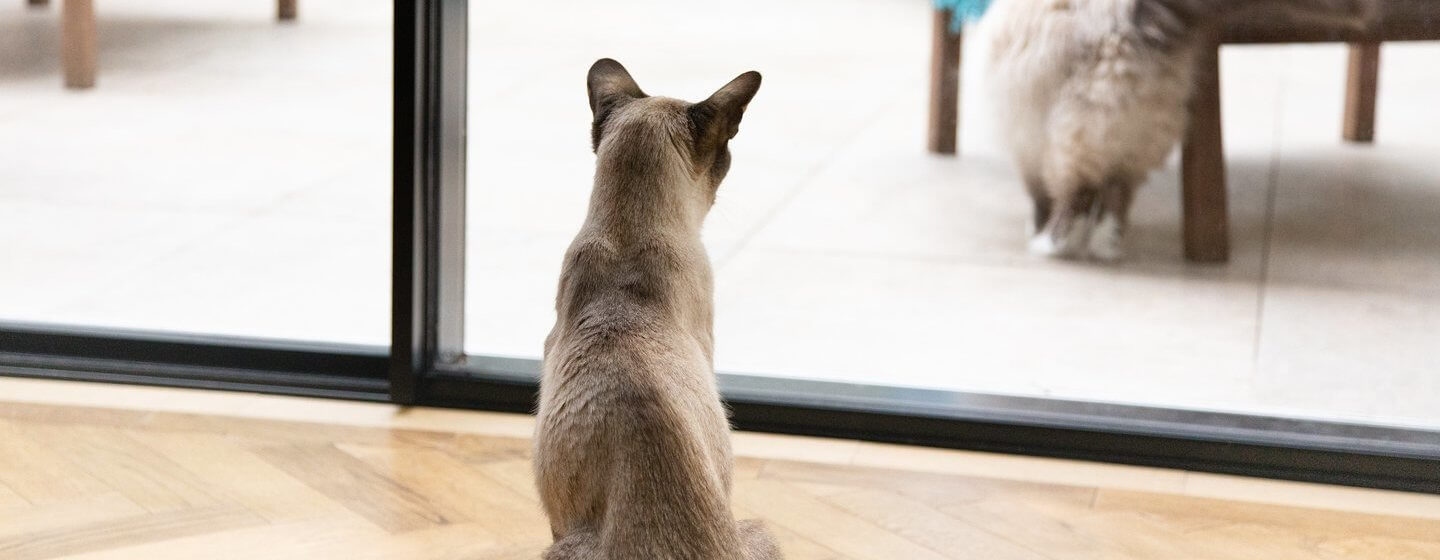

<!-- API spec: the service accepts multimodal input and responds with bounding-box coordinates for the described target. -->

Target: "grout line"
[721,243,1253,284]
[1249,72,1287,366]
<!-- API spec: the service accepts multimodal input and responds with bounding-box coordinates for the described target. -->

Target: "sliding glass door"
[443,0,1440,490]
[0,0,393,397]
[4,0,1436,493]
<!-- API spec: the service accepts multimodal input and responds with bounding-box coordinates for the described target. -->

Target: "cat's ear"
[588,59,646,152]
[587,58,645,116]
[689,71,762,145]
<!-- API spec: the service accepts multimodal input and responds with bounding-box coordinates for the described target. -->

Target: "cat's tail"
[739,519,783,560]
[541,529,599,560]
[1134,0,1375,48]
[544,521,780,559]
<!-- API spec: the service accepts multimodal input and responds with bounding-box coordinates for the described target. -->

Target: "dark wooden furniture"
[26,0,299,89]
[928,8,964,154]
[926,2,1440,263]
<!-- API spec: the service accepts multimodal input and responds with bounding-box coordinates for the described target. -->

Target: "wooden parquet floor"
[1,396,1438,559]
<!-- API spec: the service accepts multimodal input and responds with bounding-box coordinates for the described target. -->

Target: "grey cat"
[533,59,781,560]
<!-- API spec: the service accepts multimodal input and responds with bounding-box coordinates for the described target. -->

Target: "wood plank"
[937,493,1105,559]
[762,457,1054,510]
[0,505,265,560]
[20,424,225,512]
[736,479,953,560]
[0,492,145,541]
[474,458,541,502]
[851,442,1181,495]
[127,430,352,522]
[338,442,547,544]
[0,402,151,430]
[52,519,509,560]
[1316,535,1440,560]
[252,443,451,533]
[822,488,1053,560]
[0,480,30,510]
[404,431,533,464]
[0,420,124,505]
[1094,488,1440,542]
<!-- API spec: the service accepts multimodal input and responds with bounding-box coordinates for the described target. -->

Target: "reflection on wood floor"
[1,391,1438,559]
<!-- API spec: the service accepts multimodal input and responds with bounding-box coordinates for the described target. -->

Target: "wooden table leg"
[278,0,297,21]
[62,0,96,89]
[1343,41,1380,143]
[927,8,962,155]
[1181,39,1229,263]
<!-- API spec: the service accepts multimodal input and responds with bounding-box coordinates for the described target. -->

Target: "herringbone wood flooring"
[1,395,1437,559]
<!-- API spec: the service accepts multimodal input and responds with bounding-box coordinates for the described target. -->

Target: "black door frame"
[2,0,1438,494]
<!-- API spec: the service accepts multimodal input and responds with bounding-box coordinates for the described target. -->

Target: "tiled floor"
[1,1,1437,428]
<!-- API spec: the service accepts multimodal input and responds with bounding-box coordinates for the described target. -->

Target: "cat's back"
[536,296,736,558]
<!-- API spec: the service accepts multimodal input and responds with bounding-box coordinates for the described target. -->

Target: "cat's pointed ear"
[587,58,646,116]
[689,71,761,143]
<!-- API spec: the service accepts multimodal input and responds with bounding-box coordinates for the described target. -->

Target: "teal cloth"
[934,0,992,31]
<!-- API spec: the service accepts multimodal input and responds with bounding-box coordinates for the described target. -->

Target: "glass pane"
[0,0,391,345]
[464,1,1439,430]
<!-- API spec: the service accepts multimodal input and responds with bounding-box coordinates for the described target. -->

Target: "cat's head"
[586,58,761,208]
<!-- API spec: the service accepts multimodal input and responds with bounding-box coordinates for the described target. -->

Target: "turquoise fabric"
[934,0,992,31]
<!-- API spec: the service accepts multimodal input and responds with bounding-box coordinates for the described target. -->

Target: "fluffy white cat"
[980,0,1374,261]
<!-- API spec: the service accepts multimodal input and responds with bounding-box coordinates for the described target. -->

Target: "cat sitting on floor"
[980,0,1373,261]
[533,59,781,560]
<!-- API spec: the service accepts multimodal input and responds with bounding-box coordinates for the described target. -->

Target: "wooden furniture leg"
[278,0,297,20]
[1181,39,1229,263]
[927,8,963,155]
[1343,41,1380,143]
[62,0,97,89]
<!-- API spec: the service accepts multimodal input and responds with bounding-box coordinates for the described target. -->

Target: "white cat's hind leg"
[1029,215,1092,259]
[1086,213,1125,262]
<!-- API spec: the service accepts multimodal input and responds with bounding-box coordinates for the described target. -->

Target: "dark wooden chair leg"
[927,8,962,155]
[1181,39,1229,263]
[1343,41,1380,143]
[62,0,96,89]
[278,0,297,21]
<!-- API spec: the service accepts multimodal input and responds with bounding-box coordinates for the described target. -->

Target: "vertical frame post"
[392,0,467,404]
[434,0,468,367]
[391,0,426,404]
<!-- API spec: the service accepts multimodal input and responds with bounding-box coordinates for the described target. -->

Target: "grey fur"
[534,59,779,560]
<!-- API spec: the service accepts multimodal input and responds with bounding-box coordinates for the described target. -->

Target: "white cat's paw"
[1029,226,1087,259]
[1028,232,1062,256]
[1086,214,1125,262]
